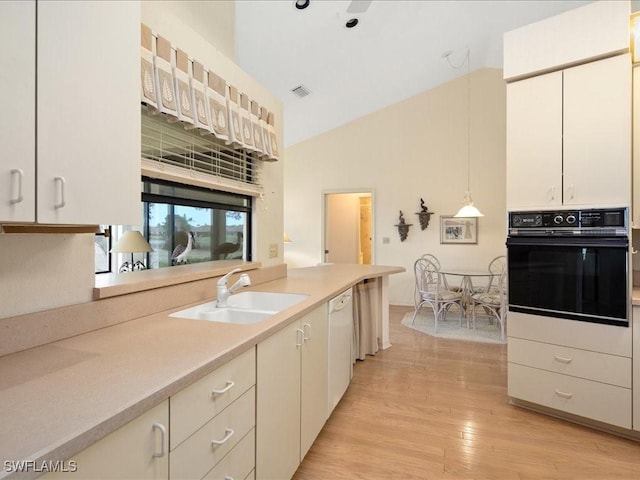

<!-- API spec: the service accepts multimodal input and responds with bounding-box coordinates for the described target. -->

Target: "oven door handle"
[506,236,628,248]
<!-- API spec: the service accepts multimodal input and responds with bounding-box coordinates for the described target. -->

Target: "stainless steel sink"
[169,291,309,324]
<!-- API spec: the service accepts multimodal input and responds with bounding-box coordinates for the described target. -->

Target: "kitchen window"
[96,178,251,273]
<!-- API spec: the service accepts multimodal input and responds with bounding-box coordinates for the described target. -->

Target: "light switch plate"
[269,243,278,258]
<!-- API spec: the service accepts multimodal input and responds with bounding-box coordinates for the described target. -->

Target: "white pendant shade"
[454,191,484,218]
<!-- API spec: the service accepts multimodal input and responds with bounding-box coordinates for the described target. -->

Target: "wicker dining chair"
[470,267,507,340]
[411,257,464,332]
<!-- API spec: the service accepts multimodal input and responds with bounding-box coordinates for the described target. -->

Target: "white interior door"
[324,192,372,264]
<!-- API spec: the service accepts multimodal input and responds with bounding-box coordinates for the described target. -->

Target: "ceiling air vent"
[291,85,311,98]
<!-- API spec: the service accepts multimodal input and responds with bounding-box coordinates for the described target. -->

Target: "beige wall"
[142,1,236,61]
[283,68,507,305]
[1,2,284,319]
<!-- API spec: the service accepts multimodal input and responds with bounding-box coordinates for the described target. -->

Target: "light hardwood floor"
[293,305,640,479]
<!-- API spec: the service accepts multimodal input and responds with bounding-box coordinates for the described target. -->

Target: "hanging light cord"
[444,49,471,195]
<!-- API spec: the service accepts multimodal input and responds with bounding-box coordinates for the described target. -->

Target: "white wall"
[283,69,507,305]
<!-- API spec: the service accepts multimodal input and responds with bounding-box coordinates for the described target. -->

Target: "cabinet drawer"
[508,363,631,429]
[171,387,255,480]
[171,347,255,450]
[202,428,255,480]
[508,312,632,357]
[508,337,631,388]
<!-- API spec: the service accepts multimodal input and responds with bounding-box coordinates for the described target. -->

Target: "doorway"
[324,191,373,264]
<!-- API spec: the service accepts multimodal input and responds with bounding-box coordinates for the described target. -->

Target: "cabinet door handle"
[555,389,573,400]
[152,423,167,458]
[550,185,556,201]
[211,428,235,446]
[10,169,24,204]
[568,184,575,200]
[54,176,66,209]
[212,380,235,396]
[303,323,311,342]
[224,477,234,480]
[296,328,304,348]
[553,355,572,364]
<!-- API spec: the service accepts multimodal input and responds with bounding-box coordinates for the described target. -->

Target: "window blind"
[141,110,263,196]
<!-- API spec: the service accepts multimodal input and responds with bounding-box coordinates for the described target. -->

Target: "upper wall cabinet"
[507,54,631,209]
[1,1,141,226]
[0,1,36,222]
[503,0,629,81]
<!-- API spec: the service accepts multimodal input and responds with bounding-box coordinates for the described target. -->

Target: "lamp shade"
[283,232,292,243]
[454,191,484,218]
[111,230,153,253]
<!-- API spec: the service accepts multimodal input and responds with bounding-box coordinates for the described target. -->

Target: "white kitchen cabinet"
[506,71,562,208]
[507,54,631,209]
[1,1,140,226]
[256,305,328,480]
[300,304,329,458]
[633,306,640,432]
[0,0,36,222]
[43,400,169,479]
[507,311,632,429]
[169,348,256,480]
[633,67,640,227]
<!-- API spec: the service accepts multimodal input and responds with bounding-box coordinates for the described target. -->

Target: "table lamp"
[110,230,153,272]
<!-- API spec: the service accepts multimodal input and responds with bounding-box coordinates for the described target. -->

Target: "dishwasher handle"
[329,293,352,313]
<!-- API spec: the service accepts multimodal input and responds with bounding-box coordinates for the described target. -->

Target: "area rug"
[401,311,506,344]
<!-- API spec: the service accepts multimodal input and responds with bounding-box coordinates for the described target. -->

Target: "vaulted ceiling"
[233,1,593,147]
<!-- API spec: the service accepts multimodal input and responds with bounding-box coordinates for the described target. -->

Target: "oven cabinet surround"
[506,53,631,210]
[633,67,640,228]
[507,311,632,429]
[256,304,329,480]
[42,400,169,480]
[169,347,256,480]
[0,0,140,226]
[634,305,640,432]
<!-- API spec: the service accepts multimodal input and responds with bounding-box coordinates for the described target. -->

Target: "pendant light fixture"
[445,49,484,218]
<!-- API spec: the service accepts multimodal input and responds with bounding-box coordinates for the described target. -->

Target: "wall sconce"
[415,198,435,230]
[110,230,153,273]
[394,210,412,242]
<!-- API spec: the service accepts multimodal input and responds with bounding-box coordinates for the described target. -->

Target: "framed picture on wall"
[440,216,478,244]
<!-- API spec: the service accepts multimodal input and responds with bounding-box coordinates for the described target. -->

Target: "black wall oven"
[506,208,629,327]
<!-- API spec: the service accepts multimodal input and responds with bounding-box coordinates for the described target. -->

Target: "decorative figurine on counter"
[415,198,435,230]
[394,210,413,242]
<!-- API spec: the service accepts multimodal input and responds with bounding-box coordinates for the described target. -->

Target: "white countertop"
[0,264,403,479]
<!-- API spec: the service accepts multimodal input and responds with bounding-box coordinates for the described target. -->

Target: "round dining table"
[439,268,493,326]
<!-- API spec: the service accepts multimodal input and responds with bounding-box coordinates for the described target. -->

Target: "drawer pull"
[224,477,234,480]
[152,423,167,458]
[555,389,573,400]
[211,428,235,446]
[553,355,572,364]
[212,380,235,396]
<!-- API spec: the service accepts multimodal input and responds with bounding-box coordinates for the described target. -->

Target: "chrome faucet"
[216,268,251,307]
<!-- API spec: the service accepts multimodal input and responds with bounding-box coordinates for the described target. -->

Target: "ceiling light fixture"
[345,18,359,28]
[444,49,484,218]
[294,0,310,10]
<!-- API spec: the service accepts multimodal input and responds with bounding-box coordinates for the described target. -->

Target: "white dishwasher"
[328,287,353,414]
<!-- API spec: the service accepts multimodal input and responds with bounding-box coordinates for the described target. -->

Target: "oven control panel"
[509,208,627,234]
